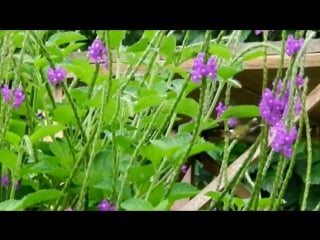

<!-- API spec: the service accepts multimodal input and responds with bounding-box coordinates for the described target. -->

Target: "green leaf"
[154,199,170,210]
[134,95,166,113]
[209,44,232,60]
[239,30,252,42]
[168,183,199,202]
[0,149,18,171]
[147,183,165,206]
[143,30,157,39]
[139,145,163,167]
[22,189,64,209]
[45,42,64,62]
[176,98,199,118]
[62,43,86,57]
[30,125,65,144]
[49,139,73,169]
[53,105,75,125]
[262,170,276,193]
[109,30,126,49]
[160,35,176,58]
[220,105,260,119]
[5,131,21,146]
[128,165,155,183]
[127,38,149,52]
[0,199,23,211]
[121,198,154,211]
[13,31,24,48]
[190,141,217,156]
[28,160,57,174]
[92,179,112,192]
[217,61,243,81]
[243,50,265,61]
[47,32,87,46]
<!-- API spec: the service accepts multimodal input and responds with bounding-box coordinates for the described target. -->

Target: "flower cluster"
[286,34,304,57]
[216,101,238,128]
[98,199,115,211]
[259,78,303,157]
[255,30,263,35]
[88,39,108,67]
[191,52,217,83]
[47,67,67,86]
[269,121,297,158]
[1,174,20,190]
[1,84,25,109]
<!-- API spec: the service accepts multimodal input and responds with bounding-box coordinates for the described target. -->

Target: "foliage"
[0,30,317,211]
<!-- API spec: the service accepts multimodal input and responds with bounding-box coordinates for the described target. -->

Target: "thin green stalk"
[211,137,261,209]
[116,103,165,209]
[164,30,212,196]
[204,82,225,121]
[274,30,287,87]
[301,99,312,211]
[87,64,100,99]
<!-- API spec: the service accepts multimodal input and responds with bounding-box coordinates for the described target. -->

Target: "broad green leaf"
[91,150,113,178]
[0,149,18,171]
[5,131,21,147]
[143,30,157,39]
[115,135,135,150]
[169,183,199,202]
[147,183,165,206]
[220,105,260,119]
[154,199,170,211]
[218,65,242,81]
[120,198,154,211]
[176,98,199,118]
[45,42,64,62]
[22,189,63,209]
[243,50,264,61]
[150,132,191,158]
[30,125,65,144]
[9,119,26,137]
[49,139,73,169]
[109,30,126,49]
[47,32,87,46]
[128,165,155,183]
[160,35,176,58]
[34,57,48,69]
[62,42,86,57]
[92,179,112,192]
[139,145,162,167]
[262,170,276,193]
[127,38,149,52]
[190,142,217,156]
[52,105,75,125]
[134,95,166,113]
[0,199,23,211]
[13,31,24,48]
[209,44,232,60]
[239,30,252,42]
[28,160,57,174]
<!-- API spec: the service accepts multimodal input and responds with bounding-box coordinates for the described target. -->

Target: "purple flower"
[1,84,11,102]
[255,30,263,35]
[191,52,217,83]
[88,39,108,67]
[47,67,67,86]
[216,101,238,128]
[1,84,25,109]
[181,165,188,174]
[98,199,115,211]
[295,74,304,87]
[65,207,73,211]
[1,174,9,187]
[1,174,20,189]
[286,34,304,57]
[270,121,297,158]
[13,88,25,109]
[216,101,227,118]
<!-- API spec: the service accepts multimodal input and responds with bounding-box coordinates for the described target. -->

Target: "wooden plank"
[179,83,320,211]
